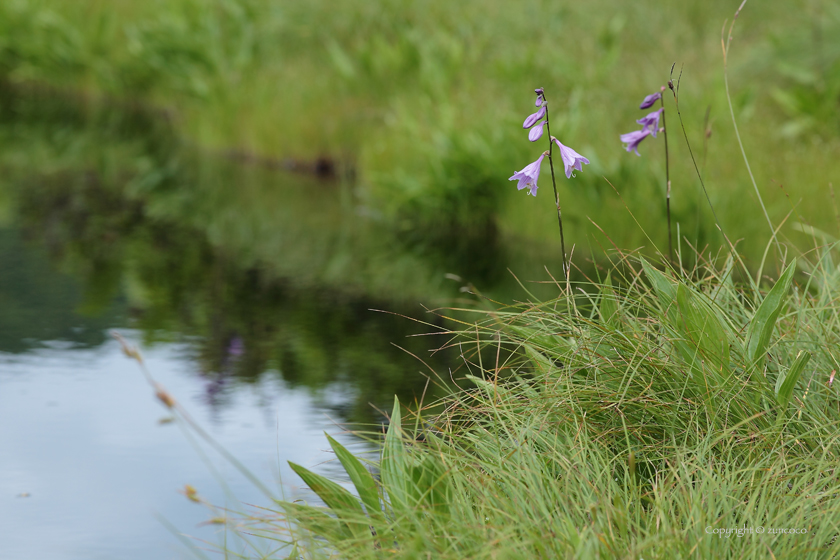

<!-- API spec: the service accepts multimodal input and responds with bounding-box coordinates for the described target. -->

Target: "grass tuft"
[247,243,840,558]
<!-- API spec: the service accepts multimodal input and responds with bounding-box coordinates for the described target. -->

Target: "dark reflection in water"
[1,82,506,427]
[0,228,124,352]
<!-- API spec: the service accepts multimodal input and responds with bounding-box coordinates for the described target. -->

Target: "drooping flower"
[528,121,546,142]
[523,105,546,129]
[509,152,547,196]
[535,88,545,107]
[639,92,662,109]
[552,138,590,178]
[620,128,652,156]
[636,108,663,137]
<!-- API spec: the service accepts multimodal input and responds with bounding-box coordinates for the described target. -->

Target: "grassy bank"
[1,0,838,260]
[226,243,840,558]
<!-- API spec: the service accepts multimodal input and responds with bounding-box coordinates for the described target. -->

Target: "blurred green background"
[1,0,838,263]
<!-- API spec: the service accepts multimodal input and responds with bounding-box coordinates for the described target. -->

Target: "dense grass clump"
[242,245,840,559]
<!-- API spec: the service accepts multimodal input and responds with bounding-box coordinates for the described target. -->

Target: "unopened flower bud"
[639,92,662,110]
[523,106,546,129]
[528,121,546,142]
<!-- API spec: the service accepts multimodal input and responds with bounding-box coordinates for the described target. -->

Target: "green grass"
[234,240,840,559]
[1,0,838,261]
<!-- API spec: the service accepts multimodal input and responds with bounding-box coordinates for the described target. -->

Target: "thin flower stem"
[659,94,673,264]
[723,0,781,263]
[544,102,568,279]
[670,65,727,246]
[668,66,758,296]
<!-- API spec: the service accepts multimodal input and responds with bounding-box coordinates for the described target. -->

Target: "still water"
[0,216,444,559]
[1,338,368,559]
[0,85,563,559]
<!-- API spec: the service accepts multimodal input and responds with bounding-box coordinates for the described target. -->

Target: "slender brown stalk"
[701,105,712,173]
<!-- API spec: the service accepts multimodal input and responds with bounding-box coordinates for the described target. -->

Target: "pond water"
[0,85,574,558]
[0,211,443,558]
[1,339,368,559]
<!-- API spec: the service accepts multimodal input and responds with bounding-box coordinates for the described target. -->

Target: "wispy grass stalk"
[722,0,781,260]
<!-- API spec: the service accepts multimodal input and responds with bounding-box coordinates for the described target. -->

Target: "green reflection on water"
[1,84,566,424]
[0,227,124,352]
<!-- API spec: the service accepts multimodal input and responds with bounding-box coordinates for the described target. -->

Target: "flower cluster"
[510,88,590,196]
[620,90,664,156]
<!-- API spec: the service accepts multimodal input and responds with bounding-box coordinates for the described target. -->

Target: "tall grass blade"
[287,462,369,538]
[643,258,733,379]
[280,502,350,545]
[775,350,811,408]
[409,456,451,517]
[326,434,384,522]
[640,257,676,303]
[599,273,621,329]
[381,397,410,513]
[675,282,731,369]
[745,259,796,370]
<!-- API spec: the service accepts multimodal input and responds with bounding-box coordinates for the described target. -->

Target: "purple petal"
[553,138,591,179]
[528,121,546,142]
[535,88,545,107]
[620,129,652,156]
[509,153,546,196]
[639,92,662,110]
[523,106,546,129]
[636,108,663,137]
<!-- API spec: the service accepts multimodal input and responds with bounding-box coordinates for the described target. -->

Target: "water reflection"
[0,80,572,422]
[0,228,124,352]
[7,168,458,425]
[0,341,369,560]
[0,83,490,559]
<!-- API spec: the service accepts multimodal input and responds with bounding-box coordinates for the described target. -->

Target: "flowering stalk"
[510,88,589,280]
[620,88,672,263]
[543,101,569,279]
